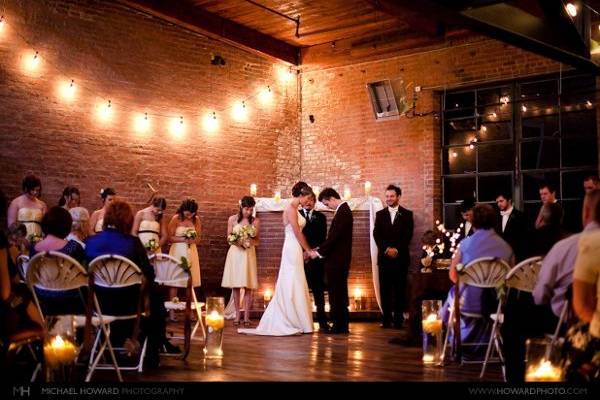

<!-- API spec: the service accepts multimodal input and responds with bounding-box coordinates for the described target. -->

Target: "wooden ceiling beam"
[122,0,300,65]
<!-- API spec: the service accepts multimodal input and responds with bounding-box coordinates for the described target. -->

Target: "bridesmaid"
[88,187,116,236]
[58,186,81,210]
[221,196,259,327]
[132,196,167,253]
[7,174,47,246]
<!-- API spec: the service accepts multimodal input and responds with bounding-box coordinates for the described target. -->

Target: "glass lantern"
[44,315,78,382]
[525,338,564,382]
[204,297,225,359]
[421,300,443,365]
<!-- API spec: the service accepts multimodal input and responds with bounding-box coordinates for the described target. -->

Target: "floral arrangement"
[179,256,191,273]
[27,233,42,245]
[227,225,257,249]
[143,238,159,252]
[184,230,197,248]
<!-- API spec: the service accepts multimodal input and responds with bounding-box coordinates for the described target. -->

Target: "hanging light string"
[0,11,288,126]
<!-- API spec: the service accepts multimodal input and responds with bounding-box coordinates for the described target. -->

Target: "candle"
[205,310,225,331]
[364,181,372,196]
[343,186,351,200]
[422,354,435,363]
[525,359,562,382]
[274,190,281,202]
[422,313,442,335]
[44,335,77,367]
[313,186,320,200]
[250,183,257,196]
[263,288,273,302]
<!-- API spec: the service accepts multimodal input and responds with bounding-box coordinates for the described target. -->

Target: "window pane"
[519,80,558,113]
[477,86,512,121]
[562,137,598,167]
[443,146,476,175]
[445,91,475,119]
[522,115,559,138]
[563,169,599,199]
[478,175,513,202]
[478,120,511,142]
[562,110,596,137]
[479,143,514,172]
[522,171,560,201]
[521,139,560,169]
[562,199,584,233]
[444,118,477,145]
[443,176,475,204]
[562,75,596,106]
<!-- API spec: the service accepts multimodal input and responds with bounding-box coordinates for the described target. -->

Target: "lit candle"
[525,359,562,382]
[364,181,372,196]
[422,313,442,335]
[343,186,351,200]
[250,183,257,196]
[274,190,281,202]
[205,310,225,331]
[44,335,77,367]
[353,288,362,300]
[263,288,272,302]
[422,354,435,363]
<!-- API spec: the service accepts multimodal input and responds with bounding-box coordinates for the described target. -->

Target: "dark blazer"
[495,208,528,261]
[373,206,414,268]
[318,202,353,269]
[300,209,327,249]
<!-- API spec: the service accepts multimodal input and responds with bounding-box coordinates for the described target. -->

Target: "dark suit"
[373,205,414,326]
[300,208,328,325]
[318,202,353,331]
[495,208,527,262]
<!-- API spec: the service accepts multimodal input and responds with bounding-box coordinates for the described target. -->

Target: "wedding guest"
[300,192,328,331]
[495,190,527,262]
[6,223,27,282]
[583,175,600,194]
[85,200,178,367]
[530,202,563,257]
[88,187,116,236]
[457,197,475,241]
[29,206,85,263]
[132,196,168,253]
[168,199,201,320]
[535,182,562,229]
[442,204,513,360]
[58,186,81,210]
[221,196,259,327]
[66,207,90,249]
[373,184,414,329]
[7,174,47,243]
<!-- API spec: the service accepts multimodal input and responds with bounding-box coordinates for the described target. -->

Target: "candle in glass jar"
[353,288,362,300]
[263,288,273,302]
[274,190,281,202]
[250,183,257,196]
[422,354,435,363]
[422,313,442,335]
[525,359,562,382]
[206,310,225,331]
[364,181,372,196]
[44,335,77,366]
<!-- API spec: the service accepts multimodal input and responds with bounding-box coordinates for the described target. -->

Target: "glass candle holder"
[204,297,225,359]
[421,300,443,365]
[525,338,564,382]
[44,316,78,382]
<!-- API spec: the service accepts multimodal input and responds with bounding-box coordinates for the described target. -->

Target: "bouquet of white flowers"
[143,238,159,252]
[227,225,257,249]
[28,233,42,245]
[184,230,197,248]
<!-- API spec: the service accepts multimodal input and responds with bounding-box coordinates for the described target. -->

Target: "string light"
[500,95,510,105]
[0,16,5,36]
[480,125,487,132]
[203,111,219,133]
[491,112,497,118]
[451,151,458,158]
[231,100,248,122]
[566,3,577,17]
[277,65,294,84]
[96,99,113,123]
[521,104,527,113]
[586,100,593,107]
[58,79,76,101]
[258,85,273,105]
[169,116,185,137]
[22,50,40,74]
[134,112,150,134]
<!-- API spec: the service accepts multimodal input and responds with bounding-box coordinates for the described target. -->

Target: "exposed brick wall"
[0,0,300,295]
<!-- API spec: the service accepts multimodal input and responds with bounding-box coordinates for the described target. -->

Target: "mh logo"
[13,386,31,397]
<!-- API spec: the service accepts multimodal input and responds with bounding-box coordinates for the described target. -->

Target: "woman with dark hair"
[7,174,47,244]
[30,206,85,263]
[58,186,81,210]
[222,196,259,326]
[132,196,168,253]
[88,187,116,236]
[168,199,201,289]
[239,182,314,336]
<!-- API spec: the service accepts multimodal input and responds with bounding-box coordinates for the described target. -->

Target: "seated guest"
[66,207,90,249]
[495,190,527,262]
[583,175,600,194]
[85,200,178,367]
[442,204,513,360]
[530,202,563,257]
[30,206,85,263]
[567,213,600,382]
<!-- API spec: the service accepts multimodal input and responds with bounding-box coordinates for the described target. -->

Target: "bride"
[238,182,315,336]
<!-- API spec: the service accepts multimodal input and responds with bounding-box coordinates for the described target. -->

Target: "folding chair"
[150,253,205,356]
[480,256,542,379]
[86,255,148,382]
[550,285,573,344]
[26,251,90,381]
[441,257,511,365]
[16,254,29,282]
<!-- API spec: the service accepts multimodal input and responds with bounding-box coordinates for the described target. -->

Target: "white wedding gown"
[238,213,313,335]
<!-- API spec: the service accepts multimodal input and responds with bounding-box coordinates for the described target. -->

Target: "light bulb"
[203,111,219,133]
[231,101,248,122]
[134,112,150,134]
[452,151,458,158]
[96,100,113,123]
[566,3,577,17]
[521,104,527,113]
[58,79,76,101]
[500,95,509,105]
[0,16,5,35]
[169,116,186,137]
[23,50,40,74]
[491,112,497,118]
[277,65,294,84]
[480,125,487,132]
[586,100,593,107]
[258,86,273,105]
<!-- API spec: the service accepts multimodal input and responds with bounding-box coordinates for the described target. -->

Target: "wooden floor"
[117,321,503,382]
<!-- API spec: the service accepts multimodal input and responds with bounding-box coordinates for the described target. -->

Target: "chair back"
[26,251,88,319]
[149,253,190,288]
[505,256,542,293]
[457,257,512,288]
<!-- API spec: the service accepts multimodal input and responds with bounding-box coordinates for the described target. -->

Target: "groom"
[308,188,353,334]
